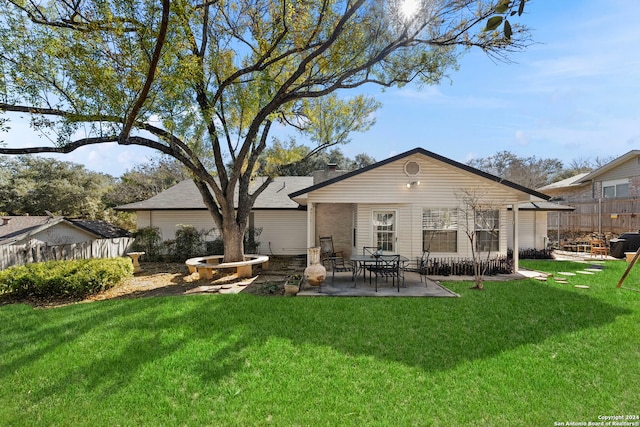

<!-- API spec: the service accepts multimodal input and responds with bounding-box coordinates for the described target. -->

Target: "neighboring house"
[0,215,133,269]
[0,216,131,246]
[289,148,552,272]
[538,150,640,235]
[116,177,313,255]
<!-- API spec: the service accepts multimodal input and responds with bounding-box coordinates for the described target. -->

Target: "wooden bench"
[185,255,269,279]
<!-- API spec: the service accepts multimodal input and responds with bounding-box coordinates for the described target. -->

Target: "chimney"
[312,163,346,184]
[2,217,11,226]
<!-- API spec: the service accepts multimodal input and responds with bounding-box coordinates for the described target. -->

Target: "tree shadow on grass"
[0,280,631,414]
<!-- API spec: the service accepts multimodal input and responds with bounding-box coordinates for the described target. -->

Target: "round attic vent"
[404,160,420,176]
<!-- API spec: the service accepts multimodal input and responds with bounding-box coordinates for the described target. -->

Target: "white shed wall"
[29,223,96,245]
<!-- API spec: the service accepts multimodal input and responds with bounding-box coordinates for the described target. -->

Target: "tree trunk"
[222,221,245,263]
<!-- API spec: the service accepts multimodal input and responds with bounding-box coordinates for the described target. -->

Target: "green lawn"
[1,260,639,426]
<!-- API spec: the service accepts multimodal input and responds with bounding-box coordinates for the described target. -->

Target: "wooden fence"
[547,198,640,236]
[0,237,135,270]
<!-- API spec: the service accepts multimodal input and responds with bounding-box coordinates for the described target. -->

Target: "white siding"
[310,154,523,262]
[136,210,217,241]
[29,223,97,245]
[254,210,307,255]
[134,209,306,255]
[507,211,548,250]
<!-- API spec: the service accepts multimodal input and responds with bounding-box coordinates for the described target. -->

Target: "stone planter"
[284,274,303,296]
[304,247,326,287]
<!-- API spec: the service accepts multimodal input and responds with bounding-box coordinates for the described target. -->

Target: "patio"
[296,266,545,297]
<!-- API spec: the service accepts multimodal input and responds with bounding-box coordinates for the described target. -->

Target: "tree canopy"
[0,156,113,218]
[467,151,565,190]
[0,0,531,261]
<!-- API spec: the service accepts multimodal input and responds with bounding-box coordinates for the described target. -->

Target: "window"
[422,208,458,252]
[372,211,395,252]
[475,209,499,252]
[603,179,629,198]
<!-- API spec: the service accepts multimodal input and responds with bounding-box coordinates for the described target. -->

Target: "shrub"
[170,225,207,261]
[0,258,133,300]
[130,226,164,261]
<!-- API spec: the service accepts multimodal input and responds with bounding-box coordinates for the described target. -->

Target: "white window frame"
[475,209,500,252]
[422,208,458,253]
[372,210,396,253]
[602,179,629,198]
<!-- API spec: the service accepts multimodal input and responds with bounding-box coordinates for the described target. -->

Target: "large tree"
[468,150,564,190]
[0,156,114,218]
[0,0,530,262]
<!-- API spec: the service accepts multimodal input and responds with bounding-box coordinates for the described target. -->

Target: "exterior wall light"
[407,181,421,188]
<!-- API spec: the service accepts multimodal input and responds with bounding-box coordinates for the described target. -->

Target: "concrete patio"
[296,269,542,297]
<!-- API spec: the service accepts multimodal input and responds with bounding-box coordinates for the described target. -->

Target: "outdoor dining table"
[350,254,409,288]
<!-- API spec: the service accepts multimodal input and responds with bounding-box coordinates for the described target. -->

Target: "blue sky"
[3,0,640,177]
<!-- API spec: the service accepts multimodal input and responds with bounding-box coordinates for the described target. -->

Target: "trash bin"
[609,232,640,258]
[609,238,626,258]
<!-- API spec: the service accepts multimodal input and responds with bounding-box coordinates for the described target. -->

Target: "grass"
[1,259,639,426]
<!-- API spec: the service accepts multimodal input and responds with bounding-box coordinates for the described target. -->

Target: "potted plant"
[284,274,303,296]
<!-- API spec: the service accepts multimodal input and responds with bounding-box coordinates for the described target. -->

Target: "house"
[538,150,640,235]
[118,148,555,272]
[0,215,133,269]
[0,216,131,246]
[289,147,552,272]
[116,177,313,255]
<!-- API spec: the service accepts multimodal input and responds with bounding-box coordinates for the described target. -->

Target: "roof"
[537,172,590,192]
[288,147,551,201]
[116,176,314,211]
[510,201,575,211]
[0,216,130,245]
[578,150,640,183]
[66,219,131,239]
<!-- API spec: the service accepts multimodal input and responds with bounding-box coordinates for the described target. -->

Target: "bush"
[130,226,164,261]
[170,225,207,261]
[0,258,133,300]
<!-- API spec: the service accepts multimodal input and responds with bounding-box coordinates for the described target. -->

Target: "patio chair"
[319,236,344,267]
[328,255,354,285]
[417,250,431,285]
[369,255,403,292]
[590,239,608,258]
[361,246,380,283]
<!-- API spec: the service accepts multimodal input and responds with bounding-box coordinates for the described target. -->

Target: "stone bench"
[185,254,270,279]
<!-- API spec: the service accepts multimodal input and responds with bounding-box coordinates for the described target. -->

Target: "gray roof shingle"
[116,177,313,211]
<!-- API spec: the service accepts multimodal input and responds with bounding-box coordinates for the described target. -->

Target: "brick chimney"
[2,217,11,226]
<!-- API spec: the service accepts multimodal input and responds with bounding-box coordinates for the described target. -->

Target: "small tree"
[456,187,503,290]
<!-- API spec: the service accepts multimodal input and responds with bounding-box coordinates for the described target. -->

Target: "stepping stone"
[534,276,547,281]
[574,285,590,289]
[585,268,602,272]
[558,272,576,276]
[576,271,594,275]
